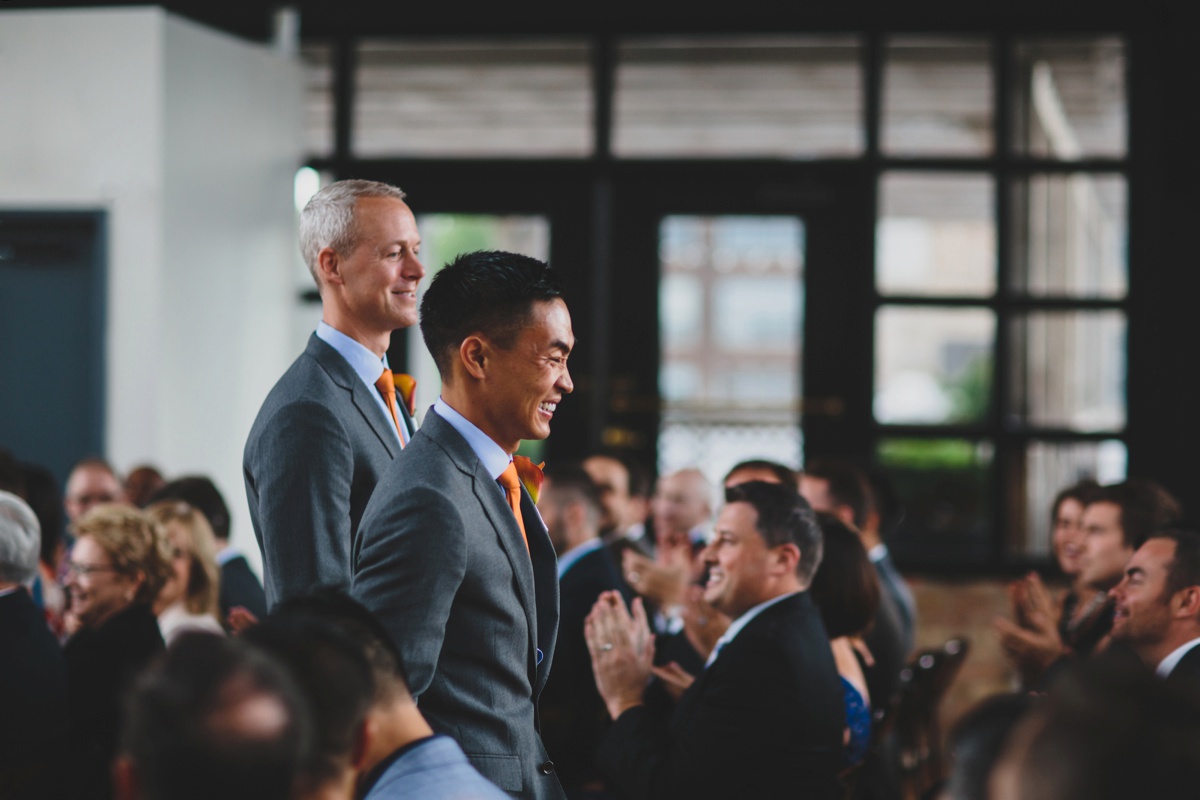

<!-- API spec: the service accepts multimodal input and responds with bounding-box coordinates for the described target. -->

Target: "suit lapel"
[307,335,399,458]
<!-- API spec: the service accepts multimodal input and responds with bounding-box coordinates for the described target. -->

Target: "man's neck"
[359,699,435,777]
[440,384,517,454]
[1141,628,1200,672]
[321,312,390,359]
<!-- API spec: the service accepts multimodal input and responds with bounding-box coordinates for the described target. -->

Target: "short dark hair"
[121,633,311,800]
[1149,529,1200,598]
[803,459,876,529]
[723,481,822,584]
[808,512,880,638]
[1051,479,1101,523]
[724,459,798,487]
[542,462,603,517]
[1088,479,1181,550]
[419,250,563,377]
[271,589,411,704]
[150,476,231,542]
[242,614,374,789]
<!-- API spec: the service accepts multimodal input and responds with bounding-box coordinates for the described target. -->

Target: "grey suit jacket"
[244,333,415,608]
[352,408,564,800]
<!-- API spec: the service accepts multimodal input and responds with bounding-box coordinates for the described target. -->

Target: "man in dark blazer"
[245,180,423,607]
[586,481,845,800]
[352,251,573,800]
[1108,528,1200,684]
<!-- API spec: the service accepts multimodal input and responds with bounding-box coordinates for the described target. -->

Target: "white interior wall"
[0,8,304,575]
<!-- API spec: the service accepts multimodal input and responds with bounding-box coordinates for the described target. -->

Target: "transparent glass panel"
[300,42,334,157]
[659,216,805,481]
[882,37,993,156]
[877,438,994,563]
[407,215,551,420]
[354,39,592,157]
[877,173,996,297]
[875,306,995,424]
[1009,311,1126,431]
[1012,37,1127,159]
[614,36,863,158]
[1011,173,1126,297]
[1009,439,1127,557]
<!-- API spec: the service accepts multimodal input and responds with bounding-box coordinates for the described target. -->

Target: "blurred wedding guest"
[989,659,1200,800]
[64,457,127,523]
[937,693,1031,800]
[5,456,70,636]
[63,504,171,800]
[146,500,224,644]
[123,465,166,509]
[243,611,374,800]
[808,512,880,768]
[723,458,798,489]
[273,590,507,800]
[151,476,267,625]
[113,633,312,800]
[0,490,69,800]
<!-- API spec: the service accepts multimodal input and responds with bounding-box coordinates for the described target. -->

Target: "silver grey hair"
[299,179,407,286]
[0,490,41,585]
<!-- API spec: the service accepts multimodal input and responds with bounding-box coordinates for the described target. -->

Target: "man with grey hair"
[1,491,69,799]
[245,179,425,607]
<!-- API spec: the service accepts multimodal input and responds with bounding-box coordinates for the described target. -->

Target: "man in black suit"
[1108,528,1200,684]
[538,463,631,795]
[586,481,845,799]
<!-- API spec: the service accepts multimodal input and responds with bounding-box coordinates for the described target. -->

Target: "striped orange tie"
[374,369,405,447]
[497,462,529,552]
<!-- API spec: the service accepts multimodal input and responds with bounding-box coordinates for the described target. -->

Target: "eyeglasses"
[66,562,119,577]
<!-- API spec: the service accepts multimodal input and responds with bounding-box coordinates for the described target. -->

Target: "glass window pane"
[877,173,996,297]
[1011,173,1126,297]
[659,216,805,483]
[300,42,334,157]
[1009,440,1127,558]
[408,215,551,418]
[614,36,863,158]
[1011,37,1127,159]
[882,37,993,156]
[875,306,995,425]
[1009,311,1126,431]
[354,39,593,157]
[878,438,994,564]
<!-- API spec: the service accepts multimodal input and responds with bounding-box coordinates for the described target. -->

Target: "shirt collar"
[316,321,389,386]
[1156,636,1200,678]
[557,538,603,578]
[705,590,800,668]
[433,397,512,481]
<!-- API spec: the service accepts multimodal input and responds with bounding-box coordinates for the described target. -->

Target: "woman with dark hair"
[62,504,172,800]
[808,512,881,768]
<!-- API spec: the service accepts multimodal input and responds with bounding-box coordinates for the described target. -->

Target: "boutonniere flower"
[392,373,417,417]
[513,456,545,504]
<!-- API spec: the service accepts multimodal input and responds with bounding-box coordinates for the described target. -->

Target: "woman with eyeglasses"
[62,504,172,800]
[146,500,224,643]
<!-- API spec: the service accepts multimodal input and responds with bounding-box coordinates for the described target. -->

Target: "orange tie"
[497,462,529,553]
[374,368,405,447]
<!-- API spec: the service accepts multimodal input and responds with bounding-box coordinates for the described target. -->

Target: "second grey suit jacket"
[352,408,564,800]
[244,333,414,608]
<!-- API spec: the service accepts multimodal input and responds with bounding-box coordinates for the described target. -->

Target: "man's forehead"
[1138,538,1177,567]
[1084,501,1121,523]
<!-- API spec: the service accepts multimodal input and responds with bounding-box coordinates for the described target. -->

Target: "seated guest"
[146,500,224,643]
[114,633,311,800]
[243,611,375,800]
[0,491,69,800]
[63,504,172,800]
[723,458,798,489]
[587,481,844,799]
[123,465,166,509]
[939,693,1032,800]
[272,590,507,799]
[150,476,267,625]
[1108,528,1200,683]
[808,512,881,768]
[64,458,127,524]
[537,463,631,796]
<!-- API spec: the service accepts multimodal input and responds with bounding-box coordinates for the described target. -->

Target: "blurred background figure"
[936,693,1031,800]
[64,457,127,523]
[150,476,267,627]
[114,633,312,800]
[123,465,166,509]
[0,490,69,800]
[146,500,224,643]
[62,504,172,800]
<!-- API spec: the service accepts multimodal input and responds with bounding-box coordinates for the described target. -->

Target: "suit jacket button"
[539,760,555,775]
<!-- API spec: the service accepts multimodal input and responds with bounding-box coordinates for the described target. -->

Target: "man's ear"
[773,542,801,575]
[351,717,373,772]
[316,247,341,286]
[458,335,489,380]
[112,754,140,800]
[1173,585,1200,618]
